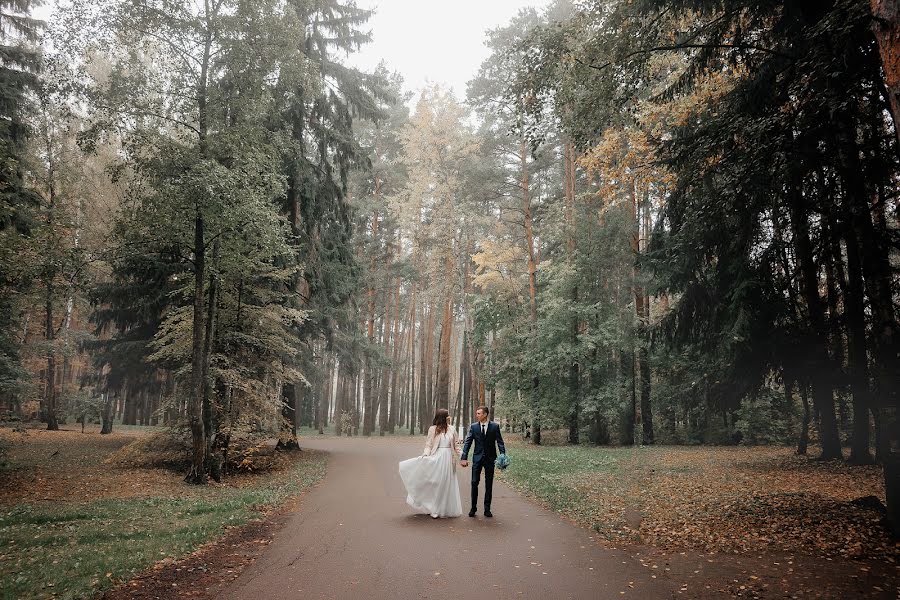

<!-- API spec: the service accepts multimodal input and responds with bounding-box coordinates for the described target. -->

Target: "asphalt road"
[222,436,674,600]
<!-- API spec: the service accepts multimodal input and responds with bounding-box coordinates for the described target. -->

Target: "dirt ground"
[0,425,296,506]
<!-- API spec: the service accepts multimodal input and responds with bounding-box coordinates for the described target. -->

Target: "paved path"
[223,437,674,600]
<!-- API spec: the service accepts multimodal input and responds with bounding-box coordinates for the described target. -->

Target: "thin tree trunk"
[44,276,58,430]
[640,189,654,444]
[420,303,435,432]
[334,368,345,436]
[798,381,810,455]
[564,139,580,445]
[435,271,454,410]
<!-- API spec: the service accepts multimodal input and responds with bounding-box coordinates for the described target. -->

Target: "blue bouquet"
[496,453,511,470]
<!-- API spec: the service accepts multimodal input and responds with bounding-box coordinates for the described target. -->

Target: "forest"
[1,0,899,586]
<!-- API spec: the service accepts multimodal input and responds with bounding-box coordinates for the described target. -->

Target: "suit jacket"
[423,425,460,472]
[460,421,506,465]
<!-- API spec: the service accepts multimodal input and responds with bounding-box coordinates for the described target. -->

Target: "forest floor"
[498,439,899,598]
[0,424,326,600]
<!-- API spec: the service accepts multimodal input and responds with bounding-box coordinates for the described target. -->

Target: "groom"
[460,405,505,518]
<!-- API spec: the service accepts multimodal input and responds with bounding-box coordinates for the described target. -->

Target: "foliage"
[734,389,795,446]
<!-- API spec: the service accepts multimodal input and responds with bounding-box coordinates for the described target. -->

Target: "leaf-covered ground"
[499,443,895,560]
[499,442,899,597]
[0,425,326,600]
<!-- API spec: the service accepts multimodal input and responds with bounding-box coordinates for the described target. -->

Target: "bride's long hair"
[432,408,450,433]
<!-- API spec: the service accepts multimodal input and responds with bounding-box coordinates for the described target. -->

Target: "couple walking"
[398,405,506,519]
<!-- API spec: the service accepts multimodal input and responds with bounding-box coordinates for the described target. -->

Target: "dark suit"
[460,421,506,512]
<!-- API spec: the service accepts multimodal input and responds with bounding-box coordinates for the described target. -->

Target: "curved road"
[222,436,674,600]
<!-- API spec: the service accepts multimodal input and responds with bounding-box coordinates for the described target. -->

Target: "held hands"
[460,460,469,467]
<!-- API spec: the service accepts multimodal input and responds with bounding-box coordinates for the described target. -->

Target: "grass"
[0,448,326,600]
[497,441,634,531]
[497,441,895,560]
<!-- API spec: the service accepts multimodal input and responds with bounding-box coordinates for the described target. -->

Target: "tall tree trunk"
[363,211,379,436]
[629,182,646,445]
[405,283,418,434]
[100,392,113,435]
[388,285,402,434]
[871,0,900,148]
[521,133,542,445]
[334,368,344,436]
[352,374,360,436]
[187,214,208,483]
[522,134,538,325]
[417,306,426,433]
[840,225,876,465]
[314,360,323,435]
[435,289,453,410]
[426,305,438,428]
[44,276,58,431]
[187,14,214,484]
[564,139,580,445]
[640,189,654,444]
[787,190,842,460]
[203,241,221,479]
[321,356,332,432]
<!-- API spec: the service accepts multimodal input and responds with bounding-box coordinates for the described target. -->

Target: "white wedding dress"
[398,432,463,518]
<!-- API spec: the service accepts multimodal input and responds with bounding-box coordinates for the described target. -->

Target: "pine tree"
[0,0,42,408]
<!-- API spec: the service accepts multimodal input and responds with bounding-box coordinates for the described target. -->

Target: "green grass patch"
[0,451,326,600]
[498,442,640,537]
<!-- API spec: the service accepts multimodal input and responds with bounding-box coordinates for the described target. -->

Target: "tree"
[273,0,387,447]
[64,0,312,481]
[0,0,42,411]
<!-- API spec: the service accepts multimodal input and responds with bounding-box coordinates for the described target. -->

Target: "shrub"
[735,389,792,445]
[109,426,287,473]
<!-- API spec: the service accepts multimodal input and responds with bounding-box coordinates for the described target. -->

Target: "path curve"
[222,436,674,600]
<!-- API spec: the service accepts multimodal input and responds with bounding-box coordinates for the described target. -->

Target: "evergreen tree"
[273,0,390,446]
[0,0,42,407]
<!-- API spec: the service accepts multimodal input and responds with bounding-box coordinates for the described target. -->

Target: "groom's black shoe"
[484,510,493,518]
[468,508,476,517]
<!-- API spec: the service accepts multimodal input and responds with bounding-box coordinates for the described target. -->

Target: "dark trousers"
[471,459,495,510]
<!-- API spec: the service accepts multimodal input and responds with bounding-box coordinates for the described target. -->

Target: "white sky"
[35,0,551,104]
[346,0,551,103]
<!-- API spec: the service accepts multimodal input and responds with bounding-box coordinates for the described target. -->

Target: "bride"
[398,408,463,518]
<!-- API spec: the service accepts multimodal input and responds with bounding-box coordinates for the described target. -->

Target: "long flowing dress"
[398,431,463,518]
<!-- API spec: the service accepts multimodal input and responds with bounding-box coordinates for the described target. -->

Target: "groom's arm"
[495,424,506,455]
[460,425,473,461]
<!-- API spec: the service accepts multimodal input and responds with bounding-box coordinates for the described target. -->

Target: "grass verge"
[0,449,326,600]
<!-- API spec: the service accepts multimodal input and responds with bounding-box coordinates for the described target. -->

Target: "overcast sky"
[346,0,551,103]
[36,1,550,105]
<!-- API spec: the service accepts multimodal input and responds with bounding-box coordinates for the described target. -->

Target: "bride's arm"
[423,425,435,455]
